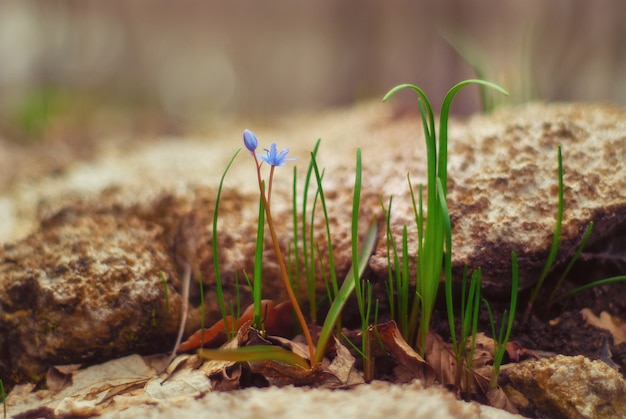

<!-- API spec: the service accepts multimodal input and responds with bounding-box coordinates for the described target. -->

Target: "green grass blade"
[524,145,564,322]
[383,84,435,143]
[301,139,322,321]
[198,345,310,369]
[291,166,300,304]
[311,155,339,299]
[547,221,594,308]
[352,148,364,315]
[439,80,508,192]
[380,196,397,323]
[400,225,409,338]
[253,193,265,329]
[558,275,626,301]
[213,149,241,337]
[490,251,519,389]
[314,221,378,364]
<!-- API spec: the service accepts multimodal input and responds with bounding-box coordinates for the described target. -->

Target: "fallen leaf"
[9,354,156,418]
[248,359,340,388]
[424,331,459,388]
[144,368,212,400]
[178,300,293,352]
[199,334,244,391]
[46,364,81,392]
[581,308,626,345]
[326,336,365,386]
[374,321,435,385]
[505,340,540,362]
[486,386,520,414]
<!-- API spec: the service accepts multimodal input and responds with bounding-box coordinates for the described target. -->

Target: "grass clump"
[199,129,377,369]
[484,252,519,390]
[383,80,508,354]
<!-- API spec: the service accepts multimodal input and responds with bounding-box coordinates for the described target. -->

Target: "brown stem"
[261,190,316,364]
[254,158,316,364]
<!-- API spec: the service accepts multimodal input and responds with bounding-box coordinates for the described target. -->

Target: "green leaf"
[314,221,378,364]
[198,345,310,369]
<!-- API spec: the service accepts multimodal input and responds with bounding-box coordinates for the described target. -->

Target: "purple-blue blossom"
[257,142,297,167]
[243,129,258,153]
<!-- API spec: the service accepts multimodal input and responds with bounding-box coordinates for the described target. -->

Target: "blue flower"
[243,129,258,152]
[257,142,297,167]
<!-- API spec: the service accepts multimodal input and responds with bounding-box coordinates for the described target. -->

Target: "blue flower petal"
[243,129,258,152]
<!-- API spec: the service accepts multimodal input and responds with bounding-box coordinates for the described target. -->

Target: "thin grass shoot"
[523,145,564,323]
[547,221,593,309]
[252,191,265,329]
[213,149,241,338]
[485,251,519,390]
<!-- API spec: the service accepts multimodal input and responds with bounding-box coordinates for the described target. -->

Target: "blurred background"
[0,0,624,154]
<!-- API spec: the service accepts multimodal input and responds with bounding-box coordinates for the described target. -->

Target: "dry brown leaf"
[375,321,435,385]
[46,364,81,392]
[199,334,243,391]
[471,332,496,369]
[179,300,294,352]
[248,359,340,387]
[486,386,520,414]
[144,368,212,400]
[9,354,156,417]
[581,308,626,345]
[424,331,456,386]
[422,331,501,398]
[326,336,365,386]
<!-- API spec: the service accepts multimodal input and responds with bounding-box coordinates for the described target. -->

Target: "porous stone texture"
[0,210,185,383]
[1,101,625,385]
[441,103,626,292]
[505,355,626,418]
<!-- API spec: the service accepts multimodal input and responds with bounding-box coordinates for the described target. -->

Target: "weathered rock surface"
[1,101,625,386]
[0,211,184,383]
[504,355,626,418]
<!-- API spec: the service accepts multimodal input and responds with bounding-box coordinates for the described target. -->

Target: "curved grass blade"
[439,80,509,193]
[557,275,626,302]
[213,149,241,338]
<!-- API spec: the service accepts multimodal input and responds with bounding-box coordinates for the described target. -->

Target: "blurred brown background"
[0,0,624,146]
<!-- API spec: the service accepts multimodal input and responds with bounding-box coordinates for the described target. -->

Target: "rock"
[0,210,185,383]
[1,101,625,384]
[504,354,626,418]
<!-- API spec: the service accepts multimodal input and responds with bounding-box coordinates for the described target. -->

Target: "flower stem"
[268,165,275,207]
[261,187,316,363]
[254,157,315,364]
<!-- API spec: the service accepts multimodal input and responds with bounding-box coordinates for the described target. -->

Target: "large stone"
[1,101,625,384]
[505,355,626,418]
[0,210,185,383]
